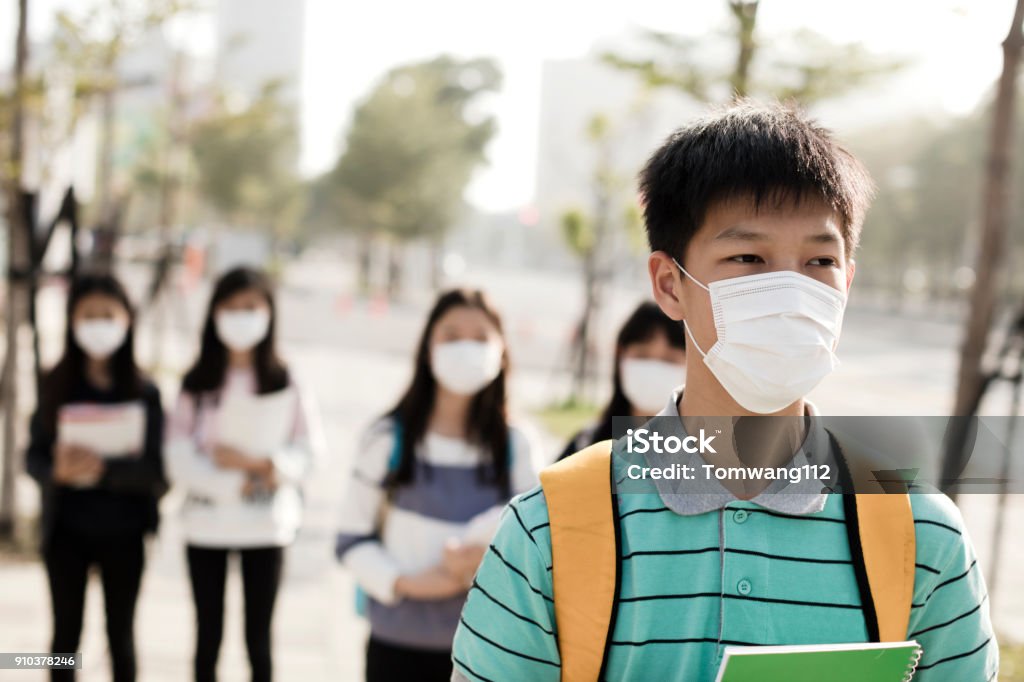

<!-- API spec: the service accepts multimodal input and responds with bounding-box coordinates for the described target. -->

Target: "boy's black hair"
[639,99,875,262]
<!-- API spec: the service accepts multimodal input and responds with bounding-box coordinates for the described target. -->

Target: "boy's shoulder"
[907,490,973,565]
[508,485,552,534]
[907,489,966,532]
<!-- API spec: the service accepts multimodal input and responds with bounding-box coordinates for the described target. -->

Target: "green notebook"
[714,640,922,682]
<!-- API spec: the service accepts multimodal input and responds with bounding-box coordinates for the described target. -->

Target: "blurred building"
[215,0,306,116]
[533,56,699,269]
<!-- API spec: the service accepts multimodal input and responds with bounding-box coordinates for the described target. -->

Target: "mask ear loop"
[671,257,711,358]
[671,257,710,292]
[682,320,708,359]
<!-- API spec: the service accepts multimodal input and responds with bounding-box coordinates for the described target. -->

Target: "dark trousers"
[186,545,283,682]
[365,636,452,682]
[44,529,145,682]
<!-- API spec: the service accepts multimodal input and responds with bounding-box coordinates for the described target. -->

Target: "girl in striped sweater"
[335,288,538,682]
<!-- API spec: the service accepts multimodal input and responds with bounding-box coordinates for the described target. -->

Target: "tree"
[314,55,501,295]
[190,80,303,235]
[0,0,30,541]
[943,0,1024,493]
[559,114,644,401]
[603,1,904,105]
[51,0,196,268]
[557,2,905,402]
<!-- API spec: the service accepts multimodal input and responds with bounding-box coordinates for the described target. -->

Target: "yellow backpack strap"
[539,439,617,682]
[854,493,916,641]
[829,430,916,642]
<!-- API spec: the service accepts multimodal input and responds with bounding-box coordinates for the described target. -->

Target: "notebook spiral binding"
[902,645,923,682]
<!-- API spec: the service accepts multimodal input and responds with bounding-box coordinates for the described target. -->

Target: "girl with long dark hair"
[557,301,686,460]
[26,273,167,682]
[165,267,323,682]
[334,288,539,682]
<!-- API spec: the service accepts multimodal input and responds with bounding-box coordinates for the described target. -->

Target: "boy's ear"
[649,251,686,321]
[845,259,856,293]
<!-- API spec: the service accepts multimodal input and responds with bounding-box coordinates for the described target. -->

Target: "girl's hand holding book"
[213,444,274,474]
[212,444,256,471]
[395,565,466,601]
[442,538,486,587]
[53,443,105,486]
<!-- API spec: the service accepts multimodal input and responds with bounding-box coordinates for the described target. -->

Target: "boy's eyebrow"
[713,226,769,242]
[712,226,843,244]
[806,231,842,244]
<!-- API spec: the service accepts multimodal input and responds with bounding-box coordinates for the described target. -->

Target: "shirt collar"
[633,387,831,516]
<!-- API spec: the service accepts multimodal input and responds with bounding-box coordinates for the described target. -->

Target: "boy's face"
[649,195,856,408]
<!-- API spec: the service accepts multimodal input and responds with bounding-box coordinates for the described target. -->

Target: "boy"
[450,102,997,681]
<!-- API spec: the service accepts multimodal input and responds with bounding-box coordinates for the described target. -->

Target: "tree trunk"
[357,234,373,296]
[386,241,403,300]
[430,239,444,291]
[571,251,598,401]
[944,0,1024,494]
[0,0,31,540]
[729,1,760,98]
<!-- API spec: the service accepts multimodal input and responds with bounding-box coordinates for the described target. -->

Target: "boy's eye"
[809,257,838,267]
[729,254,764,264]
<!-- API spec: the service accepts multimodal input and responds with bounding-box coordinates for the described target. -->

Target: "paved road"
[0,255,1021,680]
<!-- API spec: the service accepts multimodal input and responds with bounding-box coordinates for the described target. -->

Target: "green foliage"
[622,201,646,251]
[560,208,593,256]
[1001,643,1024,681]
[190,80,304,233]
[851,98,1024,299]
[602,30,709,100]
[533,398,601,441]
[602,1,905,105]
[51,0,197,109]
[312,55,501,242]
[766,29,910,103]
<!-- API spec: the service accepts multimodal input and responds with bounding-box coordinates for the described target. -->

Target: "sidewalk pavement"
[1,260,1022,680]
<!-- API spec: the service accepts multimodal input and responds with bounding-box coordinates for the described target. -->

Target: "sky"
[0,0,1017,212]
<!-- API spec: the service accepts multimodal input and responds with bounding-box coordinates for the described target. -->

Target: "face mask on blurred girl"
[215,309,270,352]
[430,340,503,395]
[73,319,128,360]
[620,358,686,415]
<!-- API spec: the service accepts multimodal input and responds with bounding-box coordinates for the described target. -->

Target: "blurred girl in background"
[558,301,686,460]
[26,273,167,682]
[166,267,323,682]
[335,288,538,682]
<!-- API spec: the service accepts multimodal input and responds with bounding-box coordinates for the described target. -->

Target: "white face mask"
[674,259,846,414]
[620,358,686,415]
[431,340,503,396]
[74,319,129,360]
[215,309,271,352]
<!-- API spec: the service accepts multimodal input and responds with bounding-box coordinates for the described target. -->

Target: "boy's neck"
[679,383,808,500]
[678,375,805,419]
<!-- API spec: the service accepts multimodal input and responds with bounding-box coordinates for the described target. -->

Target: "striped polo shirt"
[451,391,998,681]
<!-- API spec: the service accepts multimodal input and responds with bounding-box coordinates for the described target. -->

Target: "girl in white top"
[166,267,324,682]
[335,288,539,682]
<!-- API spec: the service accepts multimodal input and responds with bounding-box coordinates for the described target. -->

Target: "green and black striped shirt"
[452,394,997,681]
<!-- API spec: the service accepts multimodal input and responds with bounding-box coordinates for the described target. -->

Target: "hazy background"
[2,0,1024,679]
